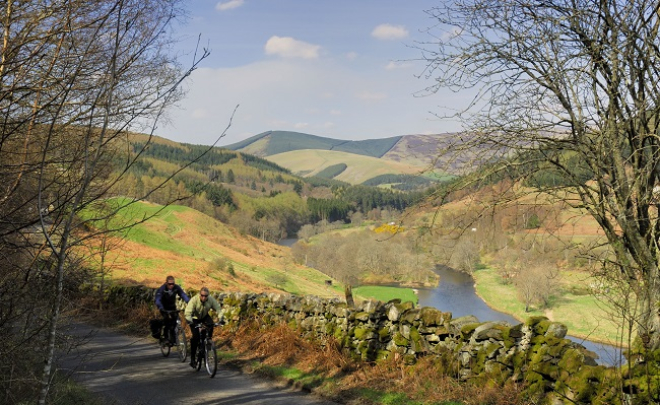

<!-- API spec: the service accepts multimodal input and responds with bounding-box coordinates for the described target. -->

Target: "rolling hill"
[222,130,463,185]
[90,198,346,298]
[224,130,402,158]
[266,149,427,185]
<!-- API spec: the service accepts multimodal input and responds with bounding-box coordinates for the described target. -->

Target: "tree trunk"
[344,285,354,308]
[38,250,66,405]
[641,267,660,350]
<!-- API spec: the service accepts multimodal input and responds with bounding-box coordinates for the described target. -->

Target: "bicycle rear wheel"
[204,339,217,378]
[176,326,188,362]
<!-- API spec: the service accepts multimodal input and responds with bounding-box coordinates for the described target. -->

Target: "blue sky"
[160,0,466,146]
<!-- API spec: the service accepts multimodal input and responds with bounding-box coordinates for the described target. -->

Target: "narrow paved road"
[60,324,339,405]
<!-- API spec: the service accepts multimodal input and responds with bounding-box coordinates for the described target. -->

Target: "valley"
[4,2,658,403]
[101,131,626,350]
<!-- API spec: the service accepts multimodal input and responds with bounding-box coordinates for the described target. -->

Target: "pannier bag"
[149,318,163,339]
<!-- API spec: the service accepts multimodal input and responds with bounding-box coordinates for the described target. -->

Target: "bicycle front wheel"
[176,326,188,362]
[204,339,217,378]
[195,345,203,371]
[160,337,171,357]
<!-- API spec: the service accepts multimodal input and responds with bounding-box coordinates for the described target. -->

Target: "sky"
[160,0,467,147]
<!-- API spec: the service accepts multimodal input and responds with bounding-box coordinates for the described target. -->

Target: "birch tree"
[0,1,217,403]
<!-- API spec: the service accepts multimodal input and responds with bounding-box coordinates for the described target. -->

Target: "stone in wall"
[105,285,635,403]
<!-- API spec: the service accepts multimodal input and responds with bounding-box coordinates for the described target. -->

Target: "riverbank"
[472,267,627,348]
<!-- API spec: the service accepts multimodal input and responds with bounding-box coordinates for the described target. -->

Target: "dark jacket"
[155,283,190,311]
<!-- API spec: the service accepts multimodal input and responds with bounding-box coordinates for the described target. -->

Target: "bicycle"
[193,321,222,378]
[159,310,188,362]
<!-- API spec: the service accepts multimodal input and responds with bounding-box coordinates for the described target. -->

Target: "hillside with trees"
[114,135,438,243]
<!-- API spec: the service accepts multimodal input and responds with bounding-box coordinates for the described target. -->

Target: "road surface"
[60,323,339,405]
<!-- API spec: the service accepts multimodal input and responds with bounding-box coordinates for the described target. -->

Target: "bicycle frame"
[193,322,221,378]
[159,310,187,362]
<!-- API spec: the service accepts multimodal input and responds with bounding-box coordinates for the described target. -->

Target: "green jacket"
[185,293,222,324]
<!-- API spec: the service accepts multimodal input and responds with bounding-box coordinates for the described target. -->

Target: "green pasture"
[84,198,193,251]
[473,267,622,344]
[353,285,418,305]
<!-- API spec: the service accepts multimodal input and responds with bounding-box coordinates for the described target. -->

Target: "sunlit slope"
[93,200,344,299]
[400,185,618,343]
[267,149,427,185]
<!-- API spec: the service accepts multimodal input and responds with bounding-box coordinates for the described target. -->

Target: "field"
[353,286,419,305]
[266,149,428,185]
[473,268,622,345]
[403,186,628,346]
[90,192,627,348]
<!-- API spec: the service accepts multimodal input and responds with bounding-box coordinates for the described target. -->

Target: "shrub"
[214,257,228,271]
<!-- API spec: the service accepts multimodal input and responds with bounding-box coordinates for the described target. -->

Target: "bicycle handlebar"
[193,321,224,329]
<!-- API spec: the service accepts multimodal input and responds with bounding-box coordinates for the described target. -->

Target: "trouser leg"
[189,325,200,365]
[167,312,177,342]
[160,310,177,342]
[201,314,214,338]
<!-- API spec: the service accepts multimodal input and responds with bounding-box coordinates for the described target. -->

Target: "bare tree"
[84,202,129,310]
[514,261,559,312]
[0,1,228,403]
[420,0,660,351]
[297,223,315,242]
[449,237,480,275]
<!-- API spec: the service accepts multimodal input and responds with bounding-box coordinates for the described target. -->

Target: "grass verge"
[473,267,621,345]
[49,373,104,405]
[213,317,531,405]
[353,285,419,305]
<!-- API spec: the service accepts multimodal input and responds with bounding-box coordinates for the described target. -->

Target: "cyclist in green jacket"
[185,286,222,367]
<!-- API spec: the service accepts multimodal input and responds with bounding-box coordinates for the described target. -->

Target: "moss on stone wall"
[105,285,638,403]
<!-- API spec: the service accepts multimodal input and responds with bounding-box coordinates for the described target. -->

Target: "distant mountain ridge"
[223,130,463,184]
[224,130,403,158]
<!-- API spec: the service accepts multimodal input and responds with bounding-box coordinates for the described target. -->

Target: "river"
[417,266,624,367]
[278,238,624,366]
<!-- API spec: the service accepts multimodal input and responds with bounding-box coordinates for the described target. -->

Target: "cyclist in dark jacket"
[155,275,190,343]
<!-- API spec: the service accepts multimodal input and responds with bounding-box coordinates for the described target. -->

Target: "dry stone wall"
[106,286,634,404]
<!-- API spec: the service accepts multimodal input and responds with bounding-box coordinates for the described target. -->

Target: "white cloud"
[371,24,409,40]
[385,61,413,70]
[356,91,387,101]
[264,36,321,59]
[161,58,456,146]
[215,0,244,11]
